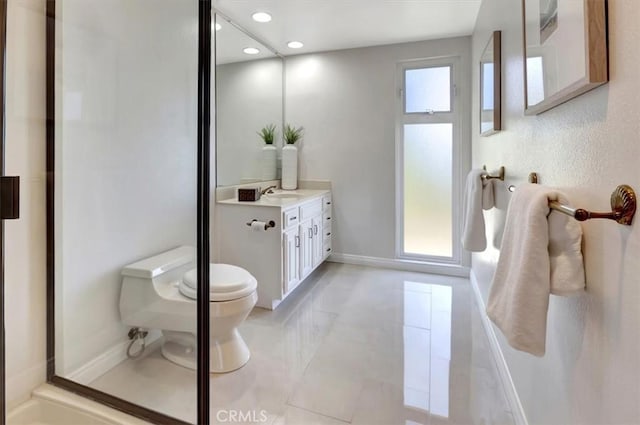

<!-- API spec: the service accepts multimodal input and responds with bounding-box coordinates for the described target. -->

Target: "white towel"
[486,184,585,356]
[462,169,495,252]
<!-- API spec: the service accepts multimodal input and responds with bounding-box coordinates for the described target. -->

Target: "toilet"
[119,246,258,373]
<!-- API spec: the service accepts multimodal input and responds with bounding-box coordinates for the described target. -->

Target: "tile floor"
[90,263,515,424]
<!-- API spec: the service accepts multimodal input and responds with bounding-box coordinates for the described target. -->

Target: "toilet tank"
[119,246,196,330]
[121,246,195,279]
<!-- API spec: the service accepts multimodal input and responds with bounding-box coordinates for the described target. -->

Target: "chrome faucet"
[261,185,277,195]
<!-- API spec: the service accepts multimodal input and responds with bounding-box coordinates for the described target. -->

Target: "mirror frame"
[522,0,608,115]
[480,30,502,136]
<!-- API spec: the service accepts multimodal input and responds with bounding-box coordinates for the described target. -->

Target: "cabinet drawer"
[322,194,332,212]
[323,223,332,239]
[300,199,322,222]
[322,212,332,225]
[323,240,332,256]
[283,208,299,229]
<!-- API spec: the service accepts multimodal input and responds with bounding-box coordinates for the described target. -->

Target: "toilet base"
[161,329,251,373]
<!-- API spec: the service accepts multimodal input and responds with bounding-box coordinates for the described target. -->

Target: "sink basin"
[265,192,303,199]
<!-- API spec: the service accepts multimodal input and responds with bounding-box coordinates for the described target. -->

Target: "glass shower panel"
[53,0,200,422]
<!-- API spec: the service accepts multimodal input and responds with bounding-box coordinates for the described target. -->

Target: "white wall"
[285,38,471,262]
[216,58,283,186]
[4,0,47,411]
[54,0,199,375]
[471,0,640,423]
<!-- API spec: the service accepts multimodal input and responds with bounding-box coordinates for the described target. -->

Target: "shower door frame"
[0,1,7,423]
[45,1,212,424]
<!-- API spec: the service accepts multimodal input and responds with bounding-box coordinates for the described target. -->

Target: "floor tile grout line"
[285,405,352,424]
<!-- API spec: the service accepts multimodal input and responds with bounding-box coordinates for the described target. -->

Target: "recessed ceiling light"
[243,47,260,55]
[251,12,272,23]
[287,41,304,49]
[214,22,222,31]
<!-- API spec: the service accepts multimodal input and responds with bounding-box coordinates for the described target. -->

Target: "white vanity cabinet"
[216,189,332,310]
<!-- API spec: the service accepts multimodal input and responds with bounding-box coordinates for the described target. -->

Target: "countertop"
[217,189,330,208]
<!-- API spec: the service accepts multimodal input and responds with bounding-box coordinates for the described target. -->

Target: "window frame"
[395,56,464,267]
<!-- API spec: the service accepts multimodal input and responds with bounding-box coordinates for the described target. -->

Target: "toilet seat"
[179,264,257,302]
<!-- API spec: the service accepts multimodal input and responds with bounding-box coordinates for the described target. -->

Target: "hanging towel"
[486,184,585,356]
[462,169,495,252]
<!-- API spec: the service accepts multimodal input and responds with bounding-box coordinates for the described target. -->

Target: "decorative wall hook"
[482,165,505,181]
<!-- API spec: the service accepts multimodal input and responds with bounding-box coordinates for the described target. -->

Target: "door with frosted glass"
[397,59,461,264]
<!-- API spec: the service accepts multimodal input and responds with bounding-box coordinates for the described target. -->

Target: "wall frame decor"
[480,30,502,136]
[522,0,608,115]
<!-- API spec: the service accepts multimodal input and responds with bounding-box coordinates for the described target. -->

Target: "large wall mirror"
[215,14,284,187]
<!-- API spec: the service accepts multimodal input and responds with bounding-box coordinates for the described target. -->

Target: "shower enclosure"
[45,0,212,423]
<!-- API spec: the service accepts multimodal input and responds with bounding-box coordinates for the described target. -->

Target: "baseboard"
[328,253,470,277]
[470,271,528,425]
[67,330,162,385]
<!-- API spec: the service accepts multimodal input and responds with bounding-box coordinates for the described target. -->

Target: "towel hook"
[482,165,505,181]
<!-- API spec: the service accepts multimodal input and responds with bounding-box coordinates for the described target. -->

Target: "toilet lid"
[179,264,257,302]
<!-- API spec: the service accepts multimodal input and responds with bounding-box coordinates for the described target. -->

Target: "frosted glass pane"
[403,124,452,257]
[405,67,451,113]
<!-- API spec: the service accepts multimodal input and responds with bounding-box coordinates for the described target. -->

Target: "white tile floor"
[90,263,515,425]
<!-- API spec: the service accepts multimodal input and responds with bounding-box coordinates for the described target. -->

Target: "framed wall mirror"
[480,30,501,136]
[215,14,284,187]
[522,0,608,115]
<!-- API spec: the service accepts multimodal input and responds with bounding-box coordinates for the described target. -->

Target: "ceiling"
[212,0,483,57]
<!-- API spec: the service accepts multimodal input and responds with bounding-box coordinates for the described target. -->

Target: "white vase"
[281,144,298,190]
[261,145,277,181]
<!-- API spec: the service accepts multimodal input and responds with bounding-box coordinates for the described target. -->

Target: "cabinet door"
[300,220,314,279]
[312,216,324,267]
[283,227,300,294]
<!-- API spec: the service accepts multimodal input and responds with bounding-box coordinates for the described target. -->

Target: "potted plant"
[283,124,303,145]
[282,124,304,190]
[257,124,277,145]
[258,124,277,180]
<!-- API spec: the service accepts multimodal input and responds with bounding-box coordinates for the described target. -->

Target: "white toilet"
[119,246,258,373]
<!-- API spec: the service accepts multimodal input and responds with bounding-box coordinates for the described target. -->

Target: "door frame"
[0,0,7,422]
[394,55,469,271]
[45,1,212,424]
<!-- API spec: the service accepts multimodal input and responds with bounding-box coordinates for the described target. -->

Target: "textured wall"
[471,0,640,423]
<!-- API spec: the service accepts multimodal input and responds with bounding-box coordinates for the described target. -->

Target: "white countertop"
[217,189,330,208]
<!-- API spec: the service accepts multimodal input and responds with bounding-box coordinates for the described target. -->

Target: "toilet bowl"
[119,246,257,373]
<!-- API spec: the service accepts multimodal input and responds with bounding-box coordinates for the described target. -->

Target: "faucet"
[261,185,277,195]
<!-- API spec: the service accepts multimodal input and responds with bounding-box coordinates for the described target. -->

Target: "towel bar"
[548,185,636,225]
[509,173,636,225]
[482,165,505,181]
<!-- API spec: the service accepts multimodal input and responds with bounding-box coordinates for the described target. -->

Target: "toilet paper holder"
[246,219,276,230]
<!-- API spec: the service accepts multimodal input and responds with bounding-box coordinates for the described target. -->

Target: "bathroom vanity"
[216,188,332,309]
